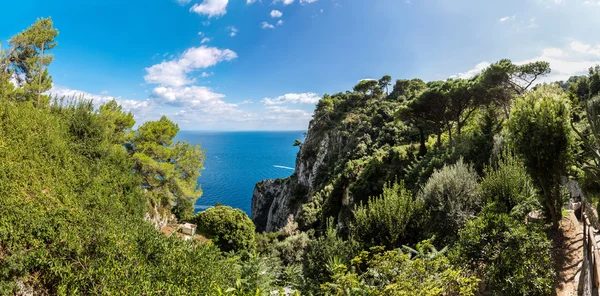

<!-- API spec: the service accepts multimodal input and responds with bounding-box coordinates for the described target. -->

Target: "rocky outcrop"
[144,204,171,230]
[252,127,347,232]
[252,178,299,233]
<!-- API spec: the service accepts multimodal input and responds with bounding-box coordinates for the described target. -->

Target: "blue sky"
[2,0,600,130]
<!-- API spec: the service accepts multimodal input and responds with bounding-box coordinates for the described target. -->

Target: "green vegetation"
[3,18,600,295]
[191,206,256,253]
[418,159,482,243]
[508,84,573,227]
[352,182,424,249]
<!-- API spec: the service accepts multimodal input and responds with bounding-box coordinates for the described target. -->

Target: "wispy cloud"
[261,22,275,29]
[190,0,229,18]
[227,26,238,37]
[273,0,294,5]
[262,93,321,105]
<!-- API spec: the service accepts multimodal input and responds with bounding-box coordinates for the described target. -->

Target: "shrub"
[454,212,554,295]
[321,240,480,296]
[508,84,573,228]
[303,219,360,294]
[480,150,540,218]
[191,206,256,253]
[352,181,424,248]
[273,232,311,265]
[418,158,482,243]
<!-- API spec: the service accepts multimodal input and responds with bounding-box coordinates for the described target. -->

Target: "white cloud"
[273,0,294,5]
[542,47,564,57]
[201,37,212,44]
[270,10,283,18]
[300,0,318,4]
[500,15,516,22]
[262,93,321,105]
[449,62,491,79]
[202,20,211,26]
[198,31,204,36]
[144,46,237,87]
[174,0,191,5]
[277,20,284,26]
[190,0,229,18]
[227,26,238,37]
[246,0,257,3]
[264,106,313,120]
[570,41,600,55]
[261,22,275,29]
[453,40,600,83]
[48,85,152,115]
[201,71,214,77]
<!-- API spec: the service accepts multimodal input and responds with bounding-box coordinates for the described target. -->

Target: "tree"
[293,139,302,147]
[352,182,424,248]
[390,78,427,102]
[445,78,486,137]
[98,99,135,144]
[3,17,58,105]
[378,75,392,95]
[353,79,379,95]
[478,59,551,117]
[130,116,205,218]
[507,84,573,228]
[191,206,256,253]
[398,85,450,149]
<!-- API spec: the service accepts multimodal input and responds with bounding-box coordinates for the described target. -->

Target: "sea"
[176,131,305,216]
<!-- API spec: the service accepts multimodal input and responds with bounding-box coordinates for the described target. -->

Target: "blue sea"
[176,131,305,215]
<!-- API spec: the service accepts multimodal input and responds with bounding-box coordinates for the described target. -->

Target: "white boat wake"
[273,165,294,170]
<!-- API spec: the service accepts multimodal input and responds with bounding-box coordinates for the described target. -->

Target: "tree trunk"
[37,42,45,107]
[448,125,453,148]
[418,126,427,157]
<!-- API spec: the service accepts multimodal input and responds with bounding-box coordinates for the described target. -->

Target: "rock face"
[252,178,295,233]
[144,204,171,230]
[252,126,346,232]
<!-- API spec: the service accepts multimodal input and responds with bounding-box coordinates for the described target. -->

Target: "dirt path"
[553,211,584,296]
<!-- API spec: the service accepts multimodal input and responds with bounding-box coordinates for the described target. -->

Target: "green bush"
[192,206,256,253]
[418,158,482,243]
[273,232,311,266]
[480,150,540,218]
[303,219,360,295]
[321,240,480,296]
[352,182,424,248]
[508,84,573,227]
[454,212,554,295]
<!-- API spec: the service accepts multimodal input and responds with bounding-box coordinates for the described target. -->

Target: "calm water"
[176,131,304,215]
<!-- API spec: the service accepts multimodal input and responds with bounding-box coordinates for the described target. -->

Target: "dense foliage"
[352,182,424,248]
[508,84,573,227]
[418,159,482,243]
[4,17,600,295]
[191,206,257,253]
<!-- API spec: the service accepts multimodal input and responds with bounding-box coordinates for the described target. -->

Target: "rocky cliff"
[251,91,414,233]
[252,121,349,232]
